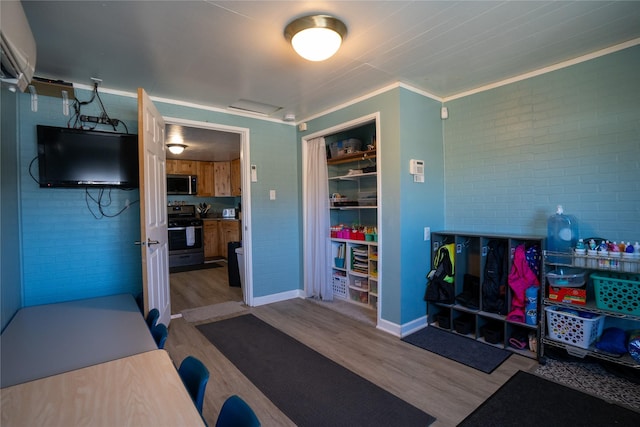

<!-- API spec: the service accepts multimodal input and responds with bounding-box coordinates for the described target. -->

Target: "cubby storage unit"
[541,251,640,368]
[428,232,545,360]
[331,239,378,310]
[327,119,379,312]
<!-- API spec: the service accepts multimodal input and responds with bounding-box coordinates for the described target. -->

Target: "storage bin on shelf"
[546,268,586,287]
[332,273,347,298]
[592,272,640,316]
[349,288,368,304]
[328,138,362,158]
[546,267,587,305]
[545,306,605,349]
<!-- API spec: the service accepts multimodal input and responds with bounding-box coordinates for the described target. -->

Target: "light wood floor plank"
[167,266,537,427]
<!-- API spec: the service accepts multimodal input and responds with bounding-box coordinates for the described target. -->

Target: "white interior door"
[137,88,170,326]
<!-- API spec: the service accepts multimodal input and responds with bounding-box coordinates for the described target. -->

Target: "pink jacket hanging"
[507,244,539,322]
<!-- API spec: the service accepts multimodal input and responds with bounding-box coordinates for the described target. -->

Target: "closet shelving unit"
[541,251,640,368]
[327,120,379,311]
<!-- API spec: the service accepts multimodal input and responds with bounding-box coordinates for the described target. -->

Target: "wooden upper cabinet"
[166,159,179,175]
[197,161,214,197]
[166,159,198,175]
[230,158,241,196]
[213,161,231,197]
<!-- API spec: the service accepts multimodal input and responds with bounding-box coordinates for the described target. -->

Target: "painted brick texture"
[444,46,640,242]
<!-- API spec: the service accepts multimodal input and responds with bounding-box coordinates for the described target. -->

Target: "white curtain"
[304,137,332,300]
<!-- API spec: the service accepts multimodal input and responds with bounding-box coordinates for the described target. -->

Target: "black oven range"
[168,205,204,268]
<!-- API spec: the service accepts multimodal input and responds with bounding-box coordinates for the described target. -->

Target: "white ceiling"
[20,1,640,160]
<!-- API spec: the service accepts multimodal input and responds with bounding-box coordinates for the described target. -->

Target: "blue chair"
[178,356,210,414]
[151,323,168,349]
[146,308,160,329]
[215,395,261,427]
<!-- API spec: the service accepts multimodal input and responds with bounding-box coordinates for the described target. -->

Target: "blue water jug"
[547,205,579,263]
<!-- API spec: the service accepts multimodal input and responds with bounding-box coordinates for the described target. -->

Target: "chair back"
[146,308,160,329]
[178,356,210,414]
[215,395,261,427]
[151,323,168,349]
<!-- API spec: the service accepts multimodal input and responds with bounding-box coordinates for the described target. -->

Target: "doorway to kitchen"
[163,117,252,315]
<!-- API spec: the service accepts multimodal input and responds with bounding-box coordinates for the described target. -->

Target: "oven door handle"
[168,226,203,231]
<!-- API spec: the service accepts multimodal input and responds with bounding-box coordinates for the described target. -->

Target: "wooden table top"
[1,350,205,427]
[1,294,157,388]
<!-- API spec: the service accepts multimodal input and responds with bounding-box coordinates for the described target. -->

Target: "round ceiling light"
[284,15,347,62]
[167,144,187,155]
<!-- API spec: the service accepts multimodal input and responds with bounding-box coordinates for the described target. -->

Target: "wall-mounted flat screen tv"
[37,125,139,188]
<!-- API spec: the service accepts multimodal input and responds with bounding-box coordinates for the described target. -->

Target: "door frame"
[301,112,381,325]
[163,116,254,306]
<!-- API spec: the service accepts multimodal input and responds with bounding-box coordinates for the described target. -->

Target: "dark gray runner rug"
[197,314,436,427]
[402,326,510,373]
[169,262,222,273]
[458,370,640,426]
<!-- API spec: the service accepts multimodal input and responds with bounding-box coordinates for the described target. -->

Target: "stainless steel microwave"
[167,174,197,195]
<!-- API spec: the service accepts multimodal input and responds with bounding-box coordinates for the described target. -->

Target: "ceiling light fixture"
[167,144,187,155]
[284,15,347,62]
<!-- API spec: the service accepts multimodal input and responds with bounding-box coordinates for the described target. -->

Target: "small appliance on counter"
[222,208,236,218]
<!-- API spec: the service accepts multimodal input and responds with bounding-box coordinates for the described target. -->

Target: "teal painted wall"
[398,89,444,323]
[15,88,299,306]
[18,91,141,306]
[303,87,444,325]
[1,88,23,330]
[443,45,640,243]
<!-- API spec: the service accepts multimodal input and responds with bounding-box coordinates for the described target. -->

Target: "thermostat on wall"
[410,159,424,175]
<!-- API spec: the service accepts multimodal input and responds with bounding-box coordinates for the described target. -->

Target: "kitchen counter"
[201,217,240,221]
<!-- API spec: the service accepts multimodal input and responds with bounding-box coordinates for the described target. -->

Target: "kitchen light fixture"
[284,15,347,61]
[167,144,187,155]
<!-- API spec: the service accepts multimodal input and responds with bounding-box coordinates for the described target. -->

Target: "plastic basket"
[545,306,605,349]
[332,274,347,299]
[592,272,640,316]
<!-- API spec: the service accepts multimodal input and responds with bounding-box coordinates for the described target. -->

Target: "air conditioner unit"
[0,1,36,92]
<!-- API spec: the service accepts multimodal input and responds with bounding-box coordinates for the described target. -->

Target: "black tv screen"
[37,125,139,188]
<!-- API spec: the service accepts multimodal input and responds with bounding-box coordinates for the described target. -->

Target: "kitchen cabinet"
[202,219,241,260]
[203,220,221,259]
[427,232,545,360]
[197,161,215,197]
[166,159,198,175]
[213,161,231,197]
[541,250,640,367]
[230,158,241,196]
[220,220,241,257]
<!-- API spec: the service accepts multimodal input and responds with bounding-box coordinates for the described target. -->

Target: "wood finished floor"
[166,263,538,427]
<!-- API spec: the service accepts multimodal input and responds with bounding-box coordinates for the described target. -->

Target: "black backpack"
[482,240,508,315]
[424,244,455,304]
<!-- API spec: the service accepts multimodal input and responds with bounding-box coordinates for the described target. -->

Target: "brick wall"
[443,45,640,243]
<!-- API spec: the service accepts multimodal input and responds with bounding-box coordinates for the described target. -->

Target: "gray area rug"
[197,314,436,427]
[402,326,511,373]
[181,301,247,323]
[535,357,640,412]
[458,370,640,426]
